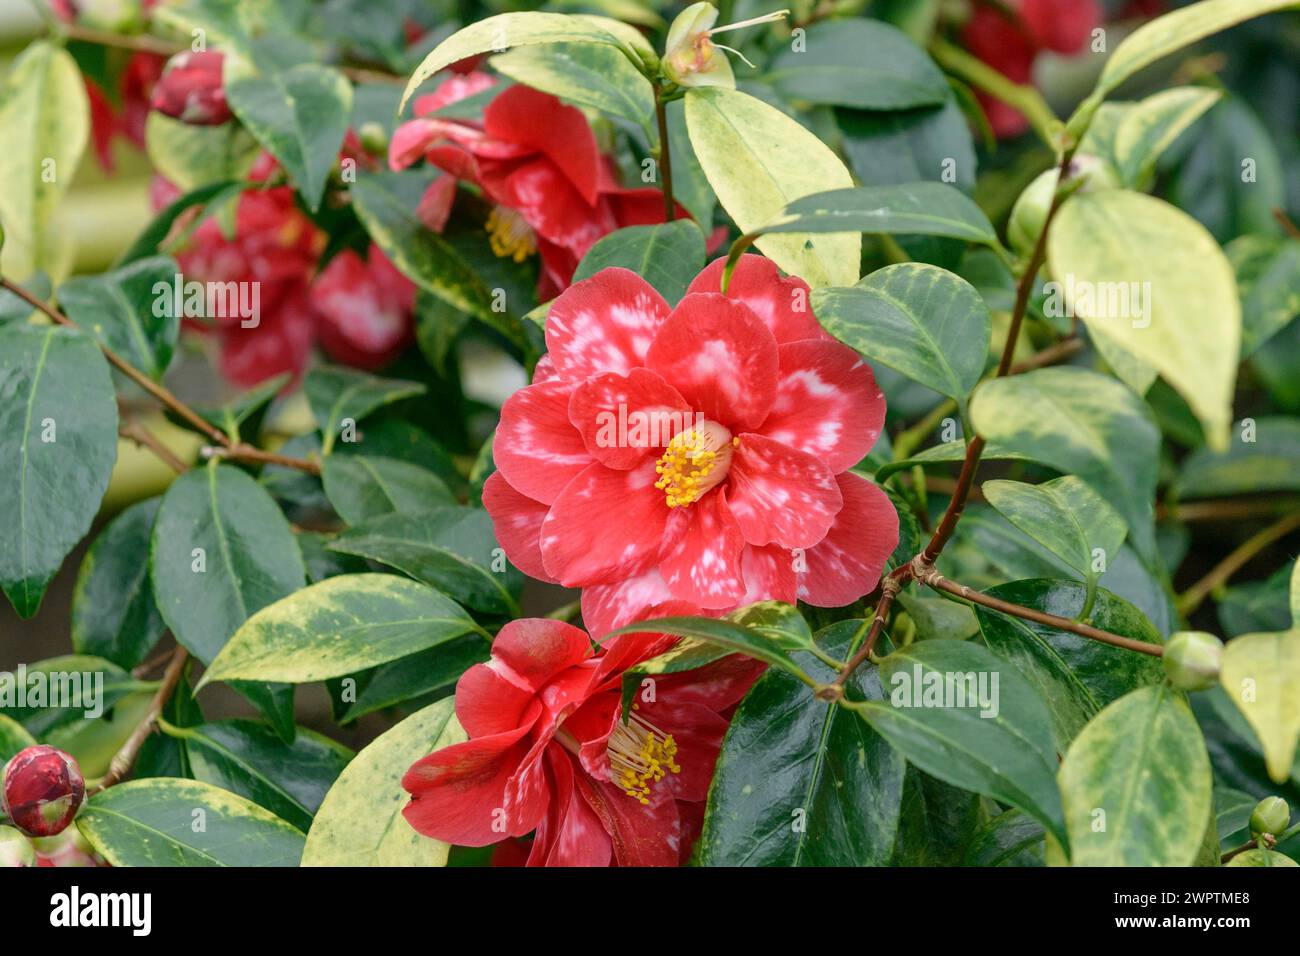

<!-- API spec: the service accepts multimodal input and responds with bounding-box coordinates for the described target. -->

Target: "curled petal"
[482,471,553,583]
[567,368,691,469]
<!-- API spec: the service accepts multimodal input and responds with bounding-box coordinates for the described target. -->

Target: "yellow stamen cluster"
[654,423,737,508]
[608,708,681,804]
[485,206,536,262]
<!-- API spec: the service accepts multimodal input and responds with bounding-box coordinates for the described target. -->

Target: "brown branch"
[1177,510,1300,616]
[915,563,1164,657]
[918,146,1077,565]
[119,421,189,474]
[60,23,401,84]
[95,647,189,792]
[3,277,322,475]
[1008,336,1082,374]
[1158,496,1300,522]
[833,566,911,687]
[1274,208,1300,240]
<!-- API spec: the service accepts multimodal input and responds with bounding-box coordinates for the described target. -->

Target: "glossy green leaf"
[199,573,484,686]
[491,42,654,130]
[974,579,1166,750]
[304,365,425,454]
[1219,628,1300,783]
[0,325,117,618]
[1229,235,1300,356]
[225,64,352,211]
[163,718,353,832]
[0,42,88,282]
[0,714,36,762]
[684,86,858,288]
[321,455,455,526]
[151,463,306,666]
[1174,417,1300,498]
[961,809,1046,867]
[303,698,464,866]
[336,637,489,723]
[1059,684,1212,866]
[813,263,990,410]
[572,220,707,304]
[351,171,532,352]
[855,639,1066,844]
[56,256,180,381]
[71,498,166,670]
[1227,848,1299,867]
[1048,190,1239,449]
[699,621,905,866]
[77,778,305,867]
[765,18,948,110]
[982,476,1127,580]
[838,96,976,193]
[605,613,807,680]
[329,507,522,615]
[970,367,1160,563]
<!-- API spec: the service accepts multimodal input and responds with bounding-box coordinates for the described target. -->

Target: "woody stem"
[654,85,677,220]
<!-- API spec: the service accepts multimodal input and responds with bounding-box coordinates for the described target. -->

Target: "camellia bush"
[0,0,1298,871]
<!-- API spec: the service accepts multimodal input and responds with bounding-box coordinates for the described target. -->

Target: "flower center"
[485,206,536,262]
[653,420,736,508]
[607,707,681,804]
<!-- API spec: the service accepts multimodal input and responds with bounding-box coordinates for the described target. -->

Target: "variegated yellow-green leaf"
[302,698,464,866]
[684,87,859,288]
[198,573,486,687]
[1092,0,1298,99]
[1111,86,1222,187]
[1219,628,1300,783]
[1226,848,1299,867]
[144,111,259,194]
[77,778,305,867]
[1059,684,1212,866]
[0,42,88,282]
[982,476,1127,583]
[1047,190,1239,449]
[400,12,650,113]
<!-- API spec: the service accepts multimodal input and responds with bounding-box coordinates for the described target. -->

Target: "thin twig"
[119,421,189,474]
[1273,208,1300,240]
[2,277,322,474]
[833,567,910,686]
[1158,496,1300,522]
[96,647,190,792]
[915,563,1164,657]
[1177,510,1300,616]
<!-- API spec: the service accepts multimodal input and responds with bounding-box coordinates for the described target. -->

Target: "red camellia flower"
[389,73,679,299]
[961,0,1101,138]
[483,255,899,639]
[150,50,233,126]
[403,617,763,865]
[309,245,416,371]
[2,746,85,838]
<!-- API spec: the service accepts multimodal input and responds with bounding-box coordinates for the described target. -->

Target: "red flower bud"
[2,746,86,838]
[150,50,232,126]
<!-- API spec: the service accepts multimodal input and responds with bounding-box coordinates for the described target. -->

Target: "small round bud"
[2,745,86,838]
[357,122,389,154]
[1162,631,1223,691]
[1007,154,1119,256]
[150,50,231,126]
[1250,796,1290,840]
[0,825,36,867]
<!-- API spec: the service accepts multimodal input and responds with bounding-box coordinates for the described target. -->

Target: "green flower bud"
[1162,630,1223,691]
[1007,154,1119,256]
[0,825,36,868]
[358,122,388,155]
[1250,796,1290,839]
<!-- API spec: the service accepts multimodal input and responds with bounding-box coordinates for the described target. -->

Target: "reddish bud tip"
[150,50,232,126]
[2,745,86,838]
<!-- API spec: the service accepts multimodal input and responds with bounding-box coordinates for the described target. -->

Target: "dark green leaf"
[56,257,180,380]
[304,365,425,454]
[0,325,117,618]
[321,455,455,526]
[573,220,706,304]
